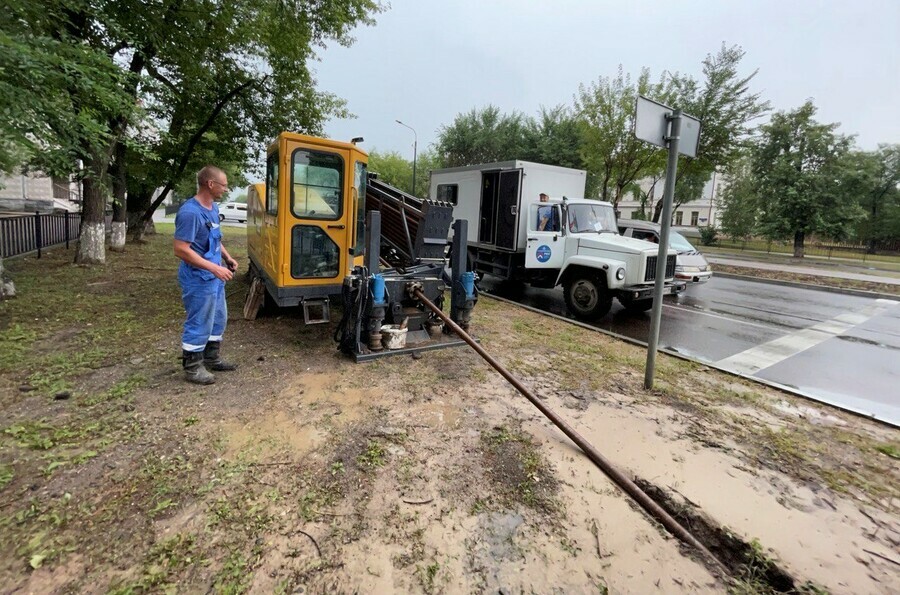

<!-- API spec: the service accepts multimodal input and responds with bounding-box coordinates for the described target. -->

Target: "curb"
[712,272,899,302]
[481,292,898,429]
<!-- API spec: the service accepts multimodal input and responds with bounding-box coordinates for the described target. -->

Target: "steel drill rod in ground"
[412,287,727,574]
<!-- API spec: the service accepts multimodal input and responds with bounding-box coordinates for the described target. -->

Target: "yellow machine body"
[247,133,368,306]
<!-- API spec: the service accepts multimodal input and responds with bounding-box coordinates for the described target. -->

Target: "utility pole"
[396,120,417,196]
[633,96,702,390]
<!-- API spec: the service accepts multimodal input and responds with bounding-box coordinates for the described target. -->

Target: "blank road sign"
[634,95,701,158]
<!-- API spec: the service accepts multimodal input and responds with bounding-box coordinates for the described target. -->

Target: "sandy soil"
[1,233,898,594]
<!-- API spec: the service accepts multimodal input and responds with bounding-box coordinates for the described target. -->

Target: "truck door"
[525,204,565,269]
[478,169,521,249]
[495,170,521,250]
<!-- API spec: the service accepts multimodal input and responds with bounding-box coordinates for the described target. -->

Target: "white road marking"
[662,303,782,332]
[717,301,898,375]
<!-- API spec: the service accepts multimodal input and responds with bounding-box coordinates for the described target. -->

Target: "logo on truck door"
[536,245,552,263]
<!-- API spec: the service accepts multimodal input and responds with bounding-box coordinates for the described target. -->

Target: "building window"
[674,211,683,226]
[690,211,699,226]
[436,184,458,205]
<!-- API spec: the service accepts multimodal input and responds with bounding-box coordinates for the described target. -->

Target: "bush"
[699,225,718,246]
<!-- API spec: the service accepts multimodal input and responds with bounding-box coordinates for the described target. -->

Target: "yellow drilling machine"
[242,132,477,361]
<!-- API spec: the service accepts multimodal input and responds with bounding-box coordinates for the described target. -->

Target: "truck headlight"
[616,267,626,280]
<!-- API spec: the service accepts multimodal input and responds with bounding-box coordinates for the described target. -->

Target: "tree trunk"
[793,230,805,258]
[127,186,155,241]
[109,144,127,252]
[867,201,877,255]
[0,253,15,299]
[76,172,107,264]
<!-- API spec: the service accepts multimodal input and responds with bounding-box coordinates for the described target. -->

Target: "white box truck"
[429,160,685,320]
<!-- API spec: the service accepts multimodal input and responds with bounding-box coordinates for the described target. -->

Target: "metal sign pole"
[644,110,681,389]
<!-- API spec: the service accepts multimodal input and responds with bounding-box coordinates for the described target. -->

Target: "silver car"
[617,220,713,283]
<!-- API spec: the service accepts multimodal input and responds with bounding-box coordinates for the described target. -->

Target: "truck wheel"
[564,276,612,320]
[620,297,654,313]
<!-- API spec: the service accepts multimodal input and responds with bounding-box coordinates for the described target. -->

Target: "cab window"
[351,161,367,255]
[291,149,343,220]
[266,154,278,215]
[533,204,560,232]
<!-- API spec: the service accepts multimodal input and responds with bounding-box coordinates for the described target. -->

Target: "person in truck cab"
[537,193,559,231]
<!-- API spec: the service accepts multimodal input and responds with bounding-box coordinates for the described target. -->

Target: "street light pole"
[395,119,417,196]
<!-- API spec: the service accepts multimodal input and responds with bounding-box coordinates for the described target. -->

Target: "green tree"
[575,67,672,206]
[368,148,441,198]
[435,106,530,167]
[521,105,585,168]
[844,145,900,252]
[3,0,382,262]
[651,45,769,221]
[718,157,759,241]
[751,101,862,257]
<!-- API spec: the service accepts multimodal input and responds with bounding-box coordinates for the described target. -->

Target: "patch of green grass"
[481,425,560,514]
[416,560,441,593]
[298,484,340,522]
[0,324,37,371]
[874,443,900,460]
[214,549,251,595]
[357,440,386,470]
[0,464,13,489]
[108,533,198,595]
[469,498,487,515]
[27,346,111,395]
[83,374,146,406]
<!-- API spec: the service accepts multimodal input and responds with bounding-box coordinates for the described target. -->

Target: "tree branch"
[139,76,267,226]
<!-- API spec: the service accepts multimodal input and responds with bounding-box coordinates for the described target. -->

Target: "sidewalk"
[706,254,900,286]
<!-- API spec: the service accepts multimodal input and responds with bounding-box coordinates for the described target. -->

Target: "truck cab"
[523,198,683,318]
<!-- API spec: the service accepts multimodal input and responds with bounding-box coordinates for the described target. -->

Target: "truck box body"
[429,161,586,253]
[429,160,684,320]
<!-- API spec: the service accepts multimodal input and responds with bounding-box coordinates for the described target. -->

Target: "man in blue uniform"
[173,166,239,384]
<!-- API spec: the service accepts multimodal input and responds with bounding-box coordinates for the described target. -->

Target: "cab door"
[261,153,280,280]
[283,143,351,286]
[525,203,565,269]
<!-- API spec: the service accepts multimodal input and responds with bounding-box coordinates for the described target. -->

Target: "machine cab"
[246,133,368,314]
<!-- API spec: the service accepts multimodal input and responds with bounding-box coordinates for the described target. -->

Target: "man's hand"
[212,264,234,281]
[224,255,238,272]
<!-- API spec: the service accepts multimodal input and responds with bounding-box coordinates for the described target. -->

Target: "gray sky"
[314,0,899,157]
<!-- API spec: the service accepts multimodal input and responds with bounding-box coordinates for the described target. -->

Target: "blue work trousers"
[180,270,227,352]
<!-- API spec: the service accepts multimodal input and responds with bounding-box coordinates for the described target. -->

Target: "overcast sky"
[312,0,899,159]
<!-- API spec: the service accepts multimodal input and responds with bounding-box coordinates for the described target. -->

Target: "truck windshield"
[567,204,617,234]
[669,231,697,253]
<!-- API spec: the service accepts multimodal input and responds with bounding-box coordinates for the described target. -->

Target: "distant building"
[616,172,725,228]
[0,170,81,213]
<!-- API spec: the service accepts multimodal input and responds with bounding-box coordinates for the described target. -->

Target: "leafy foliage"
[575,67,673,204]
[718,157,760,241]
[751,101,863,256]
[368,148,441,198]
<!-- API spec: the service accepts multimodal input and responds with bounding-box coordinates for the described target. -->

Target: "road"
[480,276,900,426]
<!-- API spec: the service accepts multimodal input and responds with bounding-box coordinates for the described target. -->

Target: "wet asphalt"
[480,276,900,426]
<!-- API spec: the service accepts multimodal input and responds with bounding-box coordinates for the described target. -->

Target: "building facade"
[616,171,724,228]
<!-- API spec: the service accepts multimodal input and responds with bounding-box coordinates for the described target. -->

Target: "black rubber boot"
[203,341,237,372]
[183,350,215,385]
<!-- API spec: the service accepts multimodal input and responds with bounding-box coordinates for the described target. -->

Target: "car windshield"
[669,231,696,252]
[567,203,617,234]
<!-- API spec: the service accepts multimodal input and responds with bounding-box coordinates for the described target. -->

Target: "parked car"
[617,219,713,283]
[219,201,247,223]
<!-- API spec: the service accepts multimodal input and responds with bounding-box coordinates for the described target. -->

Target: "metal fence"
[714,237,900,262]
[0,212,83,258]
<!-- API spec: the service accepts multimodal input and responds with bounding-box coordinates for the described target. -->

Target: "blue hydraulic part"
[461,271,476,301]
[371,273,386,306]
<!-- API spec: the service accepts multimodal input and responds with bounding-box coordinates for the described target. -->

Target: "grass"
[707,239,900,267]
[481,425,560,513]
